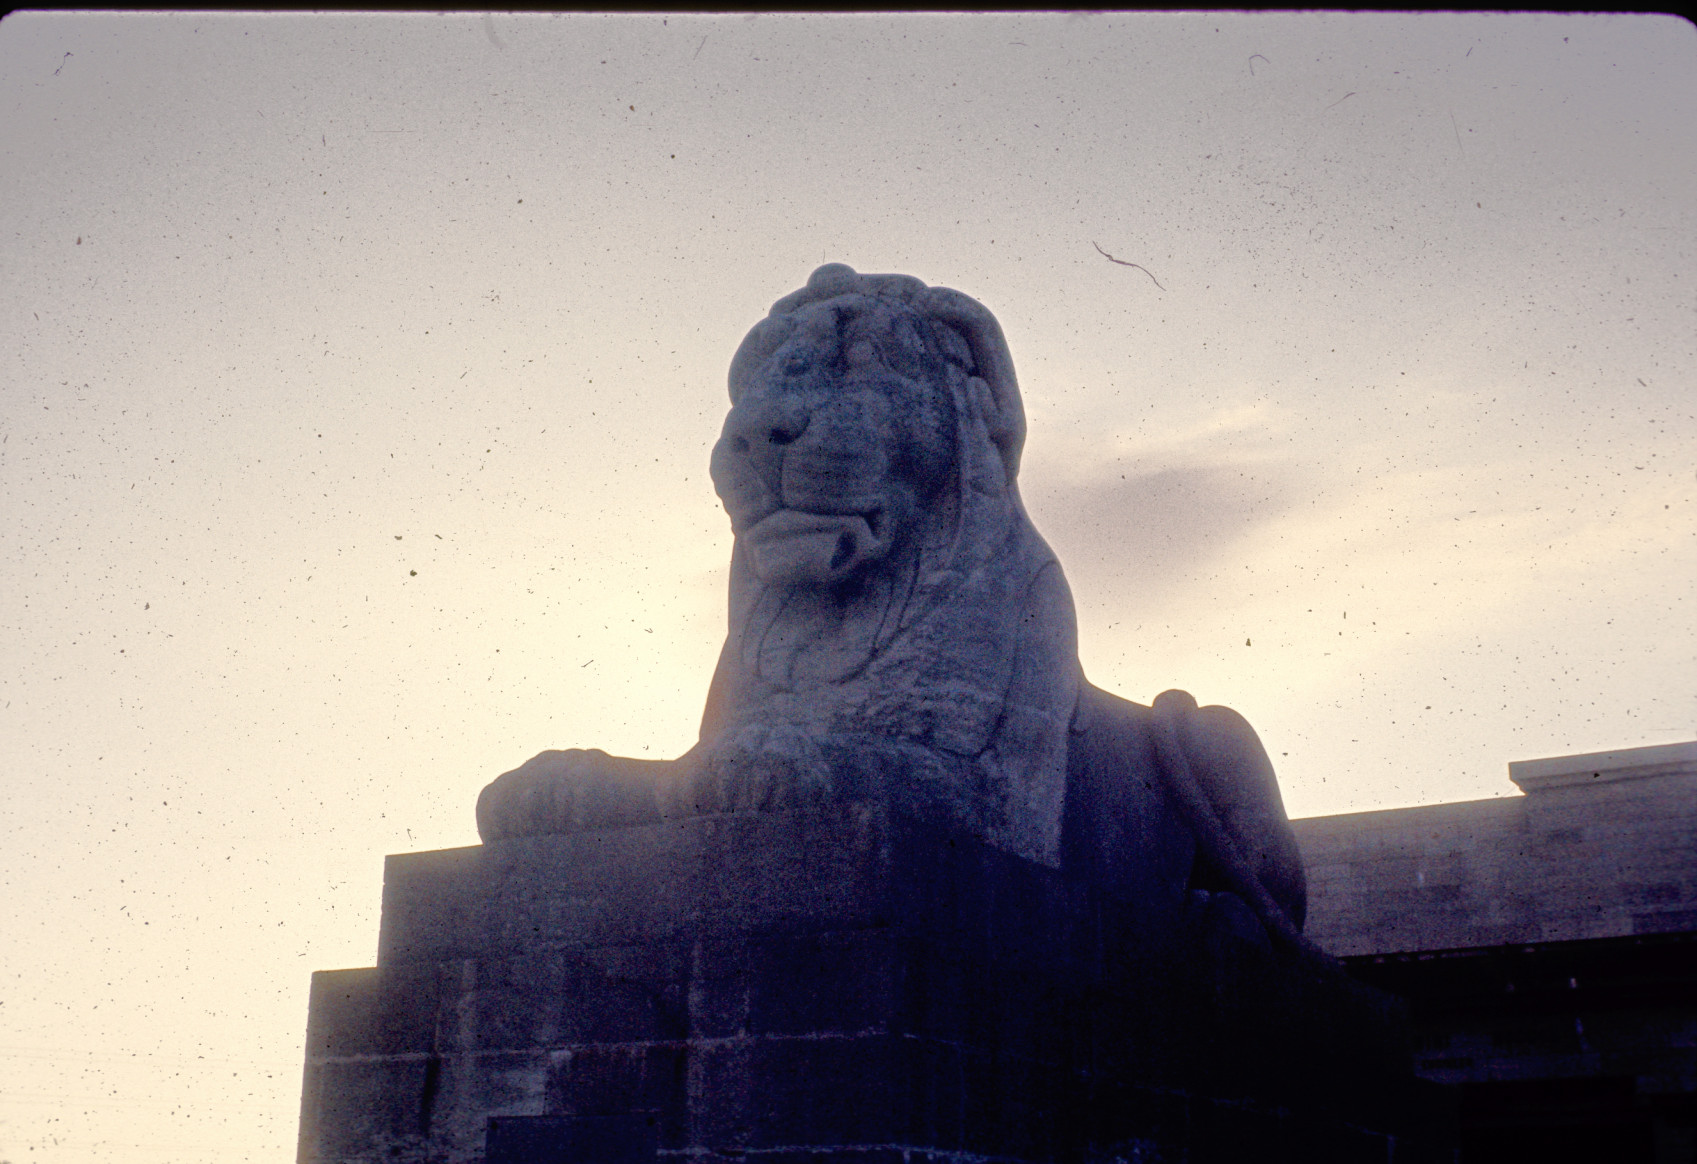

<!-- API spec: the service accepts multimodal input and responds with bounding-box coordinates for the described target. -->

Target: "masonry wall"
[1292,743,1697,957]
[1290,742,1697,1162]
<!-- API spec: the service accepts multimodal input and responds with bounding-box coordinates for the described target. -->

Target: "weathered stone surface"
[300,268,1435,1162]
[1295,742,1697,955]
[1295,744,1697,1159]
[477,265,1311,964]
[300,807,1439,1163]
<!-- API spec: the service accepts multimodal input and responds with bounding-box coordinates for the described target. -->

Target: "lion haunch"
[476,264,1311,951]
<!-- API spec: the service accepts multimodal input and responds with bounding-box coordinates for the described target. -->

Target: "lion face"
[710,299,958,589]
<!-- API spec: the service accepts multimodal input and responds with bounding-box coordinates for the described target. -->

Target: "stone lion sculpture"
[478,264,1313,953]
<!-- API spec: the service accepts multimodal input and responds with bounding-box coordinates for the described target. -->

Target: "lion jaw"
[710,407,915,590]
[739,506,892,587]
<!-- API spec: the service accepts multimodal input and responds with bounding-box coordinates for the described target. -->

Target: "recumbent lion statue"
[478,263,1314,956]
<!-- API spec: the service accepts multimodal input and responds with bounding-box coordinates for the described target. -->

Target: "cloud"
[1025,457,1300,604]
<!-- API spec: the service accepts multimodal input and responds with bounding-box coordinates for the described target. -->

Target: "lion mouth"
[742,506,891,586]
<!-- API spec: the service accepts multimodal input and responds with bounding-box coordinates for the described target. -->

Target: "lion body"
[477,265,1308,941]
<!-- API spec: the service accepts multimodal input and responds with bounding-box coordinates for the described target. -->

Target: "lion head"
[695,264,1082,866]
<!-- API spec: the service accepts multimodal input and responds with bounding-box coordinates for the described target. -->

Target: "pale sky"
[1,10,1692,1162]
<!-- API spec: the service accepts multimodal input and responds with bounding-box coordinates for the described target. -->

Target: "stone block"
[306,965,440,1058]
[377,810,902,968]
[744,929,900,1037]
[546,1044,687,1148]
[419,1050,550,1162]
[485,1113,658,1164]
[442,948,688,1053]
[1087,1082,1192,1156]
[745,1152,908,1164]
[304,807,1421,1163]
[732,1033,908,1149]
[300,1057,434,1163]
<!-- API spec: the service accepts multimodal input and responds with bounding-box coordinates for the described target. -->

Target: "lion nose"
[724,396,810,458]
[712,397,810,520]
[721,398,812,491]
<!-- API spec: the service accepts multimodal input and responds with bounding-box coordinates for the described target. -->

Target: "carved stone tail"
[1149,689,1332,966]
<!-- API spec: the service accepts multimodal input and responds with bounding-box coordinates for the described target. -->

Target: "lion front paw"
[671,725,833,817]
[476,749,660,841]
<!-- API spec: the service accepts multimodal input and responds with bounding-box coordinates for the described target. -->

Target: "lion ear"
[913,286,1026,480]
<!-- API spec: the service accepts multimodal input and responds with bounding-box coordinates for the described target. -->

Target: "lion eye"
[767,428,798,446]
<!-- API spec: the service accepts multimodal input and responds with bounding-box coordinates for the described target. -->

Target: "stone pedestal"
[299,806,1449,1162]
